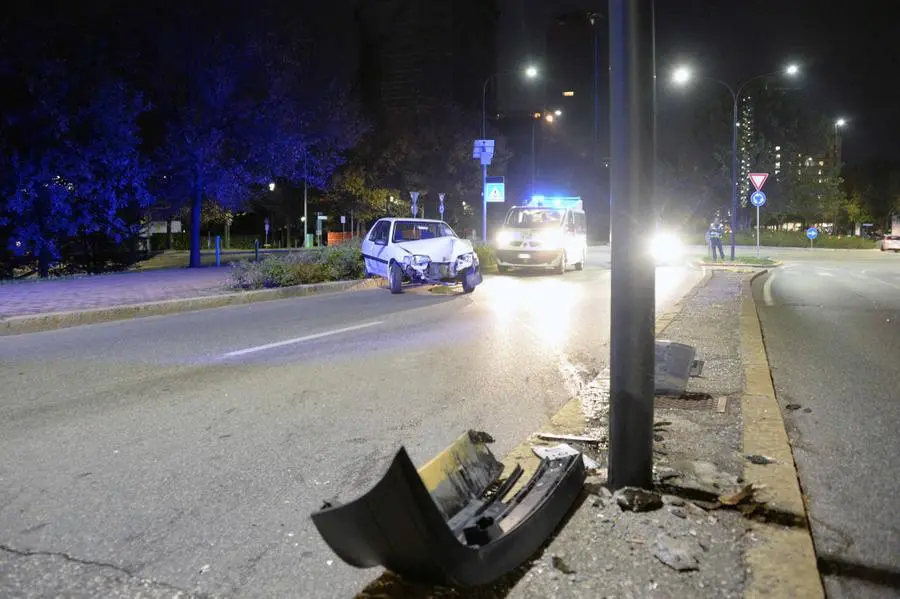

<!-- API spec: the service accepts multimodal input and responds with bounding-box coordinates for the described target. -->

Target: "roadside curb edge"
[0,277,387,336]
[740,269,824,599]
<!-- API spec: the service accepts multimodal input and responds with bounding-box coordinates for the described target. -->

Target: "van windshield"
[504,207,565,229]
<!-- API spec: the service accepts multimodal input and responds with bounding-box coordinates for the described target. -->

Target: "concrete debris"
[652,534,701,571]
[532,443,600,470]
[663,460,740,495]
[745,454,777,465]
[551,555,576,574]
[662,495,686,506]
[614,487,664,512]
[718,484,755,506]
[670,507,687,519]
[785,403,802,411]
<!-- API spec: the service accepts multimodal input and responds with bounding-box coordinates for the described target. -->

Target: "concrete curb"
[0,278,386,336]
[740,270,824,599]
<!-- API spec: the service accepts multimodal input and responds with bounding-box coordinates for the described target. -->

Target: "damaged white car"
[361,218,483,294]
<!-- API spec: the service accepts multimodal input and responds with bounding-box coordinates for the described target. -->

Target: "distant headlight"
[650,233,683,261]
[456,252,475,269]
[402,254,431,268]
[496,230,513,247]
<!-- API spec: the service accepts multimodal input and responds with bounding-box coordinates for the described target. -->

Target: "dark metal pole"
[651,0,658,227]
[730,93,738,261]
[608,0,656,490]
[531,118,537,196]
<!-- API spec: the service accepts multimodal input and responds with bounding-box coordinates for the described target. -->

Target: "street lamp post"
[303,153,309,248]
[480,65,538,242]
[833,118,847,170]
[672,64,799,260]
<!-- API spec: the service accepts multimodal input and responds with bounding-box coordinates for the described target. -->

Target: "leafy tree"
[0,63,152,277]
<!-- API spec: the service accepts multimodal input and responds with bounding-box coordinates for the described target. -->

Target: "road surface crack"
[0,542,205,597]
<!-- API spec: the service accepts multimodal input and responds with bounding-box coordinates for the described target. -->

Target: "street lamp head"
[545,114,555,123]
[835,117,847,128]
[524,65,539,78]
[554,109,562,116]
[671,66,692,86]
[268,182,276,191]
[785,64,800,76]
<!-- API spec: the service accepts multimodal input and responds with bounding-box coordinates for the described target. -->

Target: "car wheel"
[498,264,510,273]
[556,251,567,275]
[461,269,478,294]
[388,261,403,294]
[574,249,585,271]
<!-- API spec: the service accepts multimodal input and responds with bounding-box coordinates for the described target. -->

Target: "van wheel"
[574,249,585,271]
[556,251,567,275]
[389,262,404,294]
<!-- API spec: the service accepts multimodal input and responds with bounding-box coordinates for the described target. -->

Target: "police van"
[494,196,587,274]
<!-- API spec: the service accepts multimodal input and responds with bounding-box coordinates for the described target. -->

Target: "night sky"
[654,0,895,164]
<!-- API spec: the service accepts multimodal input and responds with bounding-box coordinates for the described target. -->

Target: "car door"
[362,220,391,277]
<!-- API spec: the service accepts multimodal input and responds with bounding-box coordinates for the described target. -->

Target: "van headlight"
[496,230,513,247]
[534,230,564,249]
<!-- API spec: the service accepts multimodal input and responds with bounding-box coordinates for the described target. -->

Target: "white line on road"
[763,271,777,307]
[223,321,384,357]
[817,271,836,277]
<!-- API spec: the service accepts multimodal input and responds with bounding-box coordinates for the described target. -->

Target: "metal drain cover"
[655,394,727,412]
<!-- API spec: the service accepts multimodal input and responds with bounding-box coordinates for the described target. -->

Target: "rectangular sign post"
[485,176,505,203]
[749,173,769,259]
[473,140,495,242]
[607,0,656,491]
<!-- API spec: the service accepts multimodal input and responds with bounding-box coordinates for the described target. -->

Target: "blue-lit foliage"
[0,62,152,276]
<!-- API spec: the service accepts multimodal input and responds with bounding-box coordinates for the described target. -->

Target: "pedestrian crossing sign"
[485,179,505,203]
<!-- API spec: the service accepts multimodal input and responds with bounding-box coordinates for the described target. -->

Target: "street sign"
[806,227,819,240]
[340,215,346,224]
[438,193,445,217]
[749,173,769,192]
[750,191,767,208]
[317,215,328,220]
[485,177,505,203]
[410,191,420,217]
[473,140,495,166]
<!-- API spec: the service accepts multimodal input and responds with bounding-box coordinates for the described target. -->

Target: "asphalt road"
[752,252,900,599]
[0,248,704,598]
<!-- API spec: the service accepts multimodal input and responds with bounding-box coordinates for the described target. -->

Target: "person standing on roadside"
[708,217,725,261]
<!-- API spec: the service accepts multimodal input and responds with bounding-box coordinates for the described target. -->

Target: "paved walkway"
[0,268,233,318]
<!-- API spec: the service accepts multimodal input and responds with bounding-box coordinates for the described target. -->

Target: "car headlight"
[496,231,513,247]
[402,254,431,268]
[456,252,475,269]
[650,233,683,260]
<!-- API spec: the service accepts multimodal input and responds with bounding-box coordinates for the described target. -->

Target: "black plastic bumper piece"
[310,435,586,588]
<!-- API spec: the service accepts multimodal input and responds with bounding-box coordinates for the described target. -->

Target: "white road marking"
[223,321,384,357]
[763,271,776,307]
[817,271,836,277]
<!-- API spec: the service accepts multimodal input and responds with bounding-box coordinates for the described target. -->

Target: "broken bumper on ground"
[310,430,586,587]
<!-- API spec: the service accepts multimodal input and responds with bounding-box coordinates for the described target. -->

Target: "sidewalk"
[499,269,820,598]
[0,268,232,318]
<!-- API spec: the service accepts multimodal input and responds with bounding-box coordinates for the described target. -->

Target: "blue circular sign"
[806,227,819,240]
[750,191,767,208]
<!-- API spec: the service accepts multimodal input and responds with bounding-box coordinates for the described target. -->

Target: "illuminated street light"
[268,182,276,191]
[671,62,802,260]
[671,67,691,85]
[545,114,554,123]
[554,109,562,116]
[524,65,539,78]
[563,90,575,97]
[835,117,847,128]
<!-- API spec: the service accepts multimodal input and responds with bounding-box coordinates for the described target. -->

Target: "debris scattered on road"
[654,420,673,428]
[614,487,663,512]
[785,403,802,411]
[718,484,754,506]
[468,430,495,444]
[652,534,701,571]
[803,407,812,413]
[745,454,777,465]
[653,434,665,442]
[670,507,687,519]
[199,564,210,574]
[551,555,576,574]
[532,443,600,470]
[662,495,685,506]
[536,432,603,444]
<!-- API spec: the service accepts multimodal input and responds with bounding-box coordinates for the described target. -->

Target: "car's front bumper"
[496,248,564,268]
[404,261,481,284]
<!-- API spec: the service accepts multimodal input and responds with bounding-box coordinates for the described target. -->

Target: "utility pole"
[607,0,656,490]
[303,152,309,248]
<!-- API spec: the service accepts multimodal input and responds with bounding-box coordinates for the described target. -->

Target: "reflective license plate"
[518,253,531,259]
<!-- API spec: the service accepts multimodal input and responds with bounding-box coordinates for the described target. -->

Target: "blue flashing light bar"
[526,195,583,210]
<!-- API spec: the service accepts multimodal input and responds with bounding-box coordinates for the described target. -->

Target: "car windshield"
[504,207,565,229]
[392,221,456,243]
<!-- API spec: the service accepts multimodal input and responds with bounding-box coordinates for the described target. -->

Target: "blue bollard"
[215,235,221,267]
[254,239,260,261]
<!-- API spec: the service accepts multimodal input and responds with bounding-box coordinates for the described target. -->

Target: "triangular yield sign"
[749,173,769,191]
[489,187,501,199]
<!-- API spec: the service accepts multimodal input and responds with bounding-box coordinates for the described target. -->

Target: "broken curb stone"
[615,487,663,512]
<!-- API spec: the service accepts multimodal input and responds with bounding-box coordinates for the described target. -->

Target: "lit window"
[818,161,824,166]
[775,145,781,151]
